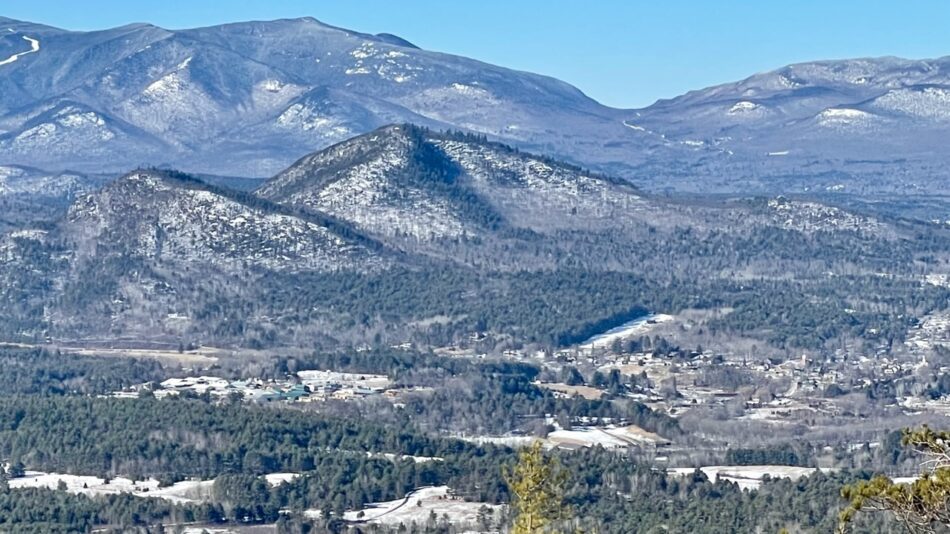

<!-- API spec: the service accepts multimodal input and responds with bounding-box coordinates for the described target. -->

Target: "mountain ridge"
[2,17,950,196]
[0,17,648,178]
[1,125,947,351]
[257,124,644,246]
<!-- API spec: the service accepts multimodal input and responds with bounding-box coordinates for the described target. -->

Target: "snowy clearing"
[580,313,673,351]
[263,473,300,486]
[8,471,214,504]
[338,486,501,526]
[12,470,304,502]
[667,465,834,490]
[538,382,605,400]
[925,274,950,288]
[547,425,669,450]
[729,101,763,114]
[458,435,537,448]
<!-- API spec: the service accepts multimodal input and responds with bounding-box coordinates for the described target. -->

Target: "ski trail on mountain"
[0,33,40,66]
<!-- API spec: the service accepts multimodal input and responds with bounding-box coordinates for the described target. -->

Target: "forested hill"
[0,126,947,352]
[257,125,643,246]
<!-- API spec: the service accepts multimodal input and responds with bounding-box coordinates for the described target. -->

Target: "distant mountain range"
[632,57,950,195]
[0,16,653,179]
[2,16,949,196]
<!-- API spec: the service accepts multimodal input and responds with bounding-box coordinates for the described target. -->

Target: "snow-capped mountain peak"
[0,17,643,178]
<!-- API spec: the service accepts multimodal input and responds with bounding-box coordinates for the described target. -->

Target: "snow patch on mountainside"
[142,62,190,99]
[120,60,222,136]
[728,101,768,117]
[767,198,883,234]
[0,169,91,198]
[276,103,354,138]
[316,180,468,239]
[438,140,612,195]
[0,34,40,66]
[5,107,116,154]
[450,82,490,98]
[397,83,502,127]
[870,87,950,120]
[0,165,25,179]
[345,42,421,83]
[252,79,307,112]
[816,107,878,130]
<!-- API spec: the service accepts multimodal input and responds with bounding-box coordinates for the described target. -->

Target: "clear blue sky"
[7,0,950,108]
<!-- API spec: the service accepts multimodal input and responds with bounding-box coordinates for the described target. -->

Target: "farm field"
[337,486,502,527]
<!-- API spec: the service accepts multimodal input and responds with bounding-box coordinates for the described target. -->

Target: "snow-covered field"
[338,486,501,526]
[538,382,605,400]
[925,274,950,288]
[904,311,950,352]
[899,395,950,416]
[365,452,443,464]
[459,435,537,448]
[10,469,309,503]
[297,369,391,390]
[667,465,834,490]
[8,471,214,504]
[263,473,300,486]
[579,314,673,351]
[547,425,669,450]
[871,87,950,120]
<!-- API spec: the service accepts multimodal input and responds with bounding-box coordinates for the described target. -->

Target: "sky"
[5,0,950,108]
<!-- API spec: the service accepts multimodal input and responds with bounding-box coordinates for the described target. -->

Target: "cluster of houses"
[586,346,938,423]
[114,370,395,403]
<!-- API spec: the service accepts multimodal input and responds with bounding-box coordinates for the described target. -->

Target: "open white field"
[538,382,605,400]
[739,399,822,423]
[339,486,501,526]
[9,470,301,503]
[579,314,674,351]
[547,425,669,450]
[667,465,834,490]
[263,473,300,486]
[925,274,950,288]
[8,471,214,504]
[0,341,223,365]
[459,435,537,448]
[68,346,222,365]
[904,310,950,352]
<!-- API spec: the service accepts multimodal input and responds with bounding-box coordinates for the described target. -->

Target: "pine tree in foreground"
[839,426,950,534]
[505,440,573,534]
